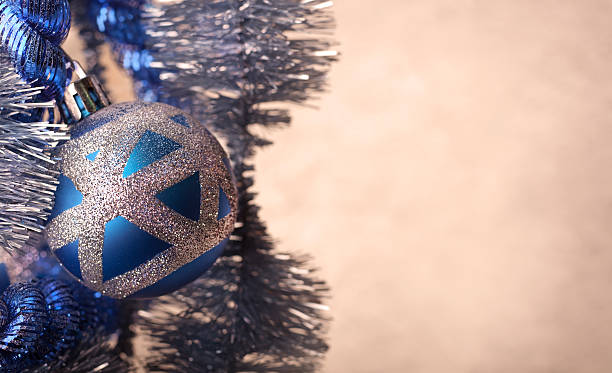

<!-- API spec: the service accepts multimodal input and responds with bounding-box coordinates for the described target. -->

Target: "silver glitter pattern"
[46,102,237,298]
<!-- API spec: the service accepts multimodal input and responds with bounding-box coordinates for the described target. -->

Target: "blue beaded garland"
[0,283,46,354]
[0,276,115,370]
[90,0,156,83]
[37,278,80,354]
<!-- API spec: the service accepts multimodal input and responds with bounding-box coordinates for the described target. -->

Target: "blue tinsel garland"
[0,277,115,371]
[0,0,72,100]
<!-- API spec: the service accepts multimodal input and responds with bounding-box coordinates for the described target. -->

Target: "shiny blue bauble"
[45,102,237,299]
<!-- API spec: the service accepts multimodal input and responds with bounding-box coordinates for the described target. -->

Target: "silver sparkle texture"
[0,55,68,256]
[93,0,337,163]
[46,102,237,298]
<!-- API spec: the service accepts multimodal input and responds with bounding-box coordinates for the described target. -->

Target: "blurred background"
[256,1,612,372]
[70,0,612,372]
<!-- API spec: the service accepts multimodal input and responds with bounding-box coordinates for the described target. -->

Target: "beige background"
[257,1,612,372]
[69,1,612,372]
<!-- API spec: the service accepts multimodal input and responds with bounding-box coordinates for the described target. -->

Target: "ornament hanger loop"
[57,62,111,124]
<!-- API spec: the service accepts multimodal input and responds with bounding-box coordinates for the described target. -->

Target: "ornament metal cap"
[58,61,111,124]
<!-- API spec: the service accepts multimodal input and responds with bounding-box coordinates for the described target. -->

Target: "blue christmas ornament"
[46,67,237,299]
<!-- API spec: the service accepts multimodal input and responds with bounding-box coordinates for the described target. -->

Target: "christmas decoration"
[22,333,128,373]
[47,96,237,299]
[0,0,72,100]
[0,55,68,287]
[0,276,119,372]
[0,0,70,267]
[0,58,67,246]
[0,0,336,369]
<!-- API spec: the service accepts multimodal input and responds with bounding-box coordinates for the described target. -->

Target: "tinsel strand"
[0,55,68,256]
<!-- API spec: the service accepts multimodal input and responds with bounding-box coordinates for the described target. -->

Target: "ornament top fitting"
[58,61,111,124]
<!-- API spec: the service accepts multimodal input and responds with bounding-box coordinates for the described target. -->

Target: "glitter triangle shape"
[156,172,201,221]
[48,174,83,221]
[55,239,82,280]
[86,150,100,161]
[102,216,172,281]
[170,114,190,127]
[217,186,230,220]
[122,130,182,178]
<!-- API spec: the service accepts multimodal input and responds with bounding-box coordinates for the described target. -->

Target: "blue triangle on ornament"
[86,150,100,162]
[156,172,201,221]
[129,238,228,299]
[222,157,231,171]
[102,216,172,282]
[55,239,82,280]
[217,186,230,220]
[48,174,83,221]
[170,114,190,128]
[122,130,182,178]
[0,264,9,293]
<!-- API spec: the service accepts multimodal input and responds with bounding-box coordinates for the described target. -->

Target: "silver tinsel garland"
[0,56,68,258]
[139,0,336,156]
[133,1,337,371]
